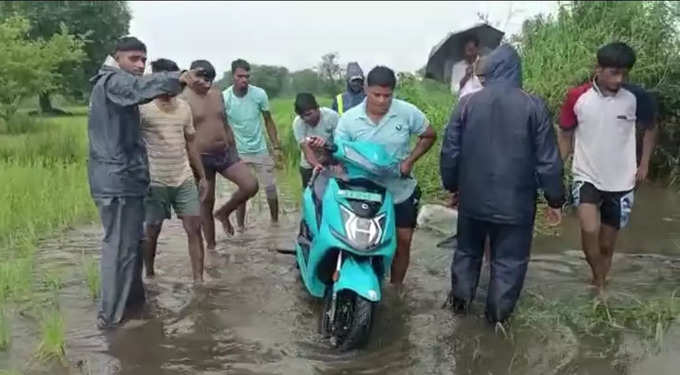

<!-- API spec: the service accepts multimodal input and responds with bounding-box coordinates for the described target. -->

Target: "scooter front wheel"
[321,288,375,351]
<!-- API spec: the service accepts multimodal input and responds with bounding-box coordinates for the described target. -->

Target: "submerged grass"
[0,307,10,351]
[35,308,66,362]
[512,289,680,351]
[81,255,100,300]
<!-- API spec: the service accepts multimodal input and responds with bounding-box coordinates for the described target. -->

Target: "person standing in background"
[223,59,282,231]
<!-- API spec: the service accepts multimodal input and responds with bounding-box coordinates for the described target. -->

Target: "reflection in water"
[1,184,679,374]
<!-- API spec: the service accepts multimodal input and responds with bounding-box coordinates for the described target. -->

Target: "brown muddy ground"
[2,182,680,374]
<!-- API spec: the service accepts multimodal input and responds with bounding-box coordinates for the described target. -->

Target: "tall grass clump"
[0,115,95,254]
[0,258,32,303]
[518,1,680,185]
[35,308,66,362]
[0,307,10,351]
[82,255,100,300]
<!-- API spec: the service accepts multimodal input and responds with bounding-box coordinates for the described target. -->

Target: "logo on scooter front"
[340,205,384,249]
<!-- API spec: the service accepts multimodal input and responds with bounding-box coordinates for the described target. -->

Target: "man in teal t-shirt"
[223,59,282,230]
[309,66,437,287]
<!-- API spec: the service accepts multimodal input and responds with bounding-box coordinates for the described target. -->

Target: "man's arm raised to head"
[106,70,196,107]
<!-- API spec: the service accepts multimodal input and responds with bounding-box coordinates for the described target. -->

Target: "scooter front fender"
[333,256,381,302]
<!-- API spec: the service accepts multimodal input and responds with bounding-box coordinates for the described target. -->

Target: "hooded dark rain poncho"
[440,45,565,323]
[331,62,366,115]
[88,55,182,328]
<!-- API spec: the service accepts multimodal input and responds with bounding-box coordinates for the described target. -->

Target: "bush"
[396,76,454,202]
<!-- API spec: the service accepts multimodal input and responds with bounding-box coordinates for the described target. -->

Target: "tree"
[290,69,323,94]
[251,65,289,97]
[0,16,85,121]
[318,52,344,96]
[0,1,130,113]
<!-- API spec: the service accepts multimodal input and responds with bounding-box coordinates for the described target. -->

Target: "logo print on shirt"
[395,124,402,131]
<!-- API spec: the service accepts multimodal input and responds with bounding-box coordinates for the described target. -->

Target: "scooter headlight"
[338,205,384,250]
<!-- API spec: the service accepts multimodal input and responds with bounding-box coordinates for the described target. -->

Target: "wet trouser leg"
[485,222,533,323]
[450,215,488,305]
[95,196,146,328]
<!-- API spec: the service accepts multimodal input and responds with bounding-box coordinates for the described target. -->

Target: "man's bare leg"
[578,204,604,290]
[391,227,415,285]
[199,171,217,250]
[236,202,247,233]
[181,215,204,283]
[599,224,619,286]
[143,222,163,278]
[214,161,258,235]
[266,186,279,224]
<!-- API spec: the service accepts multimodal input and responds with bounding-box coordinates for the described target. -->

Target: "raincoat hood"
[481,44,522,88]
[345,62,364,83]
[332,62,366,113]
[90,55,123,84]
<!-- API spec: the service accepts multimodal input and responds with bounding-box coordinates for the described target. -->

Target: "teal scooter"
[296,138,400,351]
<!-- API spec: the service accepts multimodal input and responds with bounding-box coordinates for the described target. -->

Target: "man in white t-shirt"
[450,34,484,98]
[558,42,656,293]
[292,93,339,187]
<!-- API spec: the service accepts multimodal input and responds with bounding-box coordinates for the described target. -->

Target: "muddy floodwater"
[2,181,680,374]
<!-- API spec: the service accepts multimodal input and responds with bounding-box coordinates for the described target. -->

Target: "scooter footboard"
[333,256,381,302]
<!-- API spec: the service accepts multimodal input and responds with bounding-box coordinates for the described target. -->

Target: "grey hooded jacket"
[87,56,183,198]
[440,45,565,225]
[331,62,366,114]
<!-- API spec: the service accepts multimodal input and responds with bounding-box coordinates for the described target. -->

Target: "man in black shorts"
[310,66,437,286]
[558,43,656,292]
[181,60,258,249]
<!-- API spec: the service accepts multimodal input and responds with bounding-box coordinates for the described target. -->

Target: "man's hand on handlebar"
[312,162,325,172]
[305,136,326,148]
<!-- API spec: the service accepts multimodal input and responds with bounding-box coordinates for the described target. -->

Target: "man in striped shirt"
[140,58,209,283]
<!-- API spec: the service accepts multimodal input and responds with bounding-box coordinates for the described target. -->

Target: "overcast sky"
[129,1,559,77]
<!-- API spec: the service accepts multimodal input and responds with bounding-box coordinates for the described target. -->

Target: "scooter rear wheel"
[321,288,375,351]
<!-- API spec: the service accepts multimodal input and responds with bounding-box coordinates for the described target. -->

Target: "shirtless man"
[181,60,258,250]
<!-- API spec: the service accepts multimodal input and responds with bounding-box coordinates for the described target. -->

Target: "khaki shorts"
[144,178,200,224]
[240,153,276,189]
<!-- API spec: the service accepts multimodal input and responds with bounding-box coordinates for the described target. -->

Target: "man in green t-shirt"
[223,59,282,230]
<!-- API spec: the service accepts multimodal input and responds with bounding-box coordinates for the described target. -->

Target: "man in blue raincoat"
[88,37,197,329]
[440,44,565,324]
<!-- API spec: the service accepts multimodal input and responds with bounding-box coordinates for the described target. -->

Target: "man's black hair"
[190,59,216,80]
[294,93,319,116]
[366,66,396,89]
[231,59,251,73]
[463,33,480,47]
[114,36,147,53]
[151,58,179,73]
[597,42,636,69]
